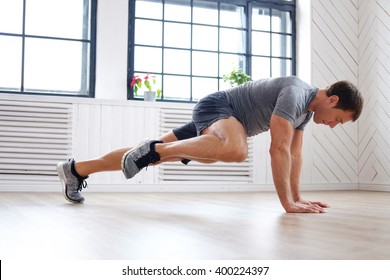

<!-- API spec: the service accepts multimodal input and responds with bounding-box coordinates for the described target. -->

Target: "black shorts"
[172,121,197,140]
[172,91,234,140]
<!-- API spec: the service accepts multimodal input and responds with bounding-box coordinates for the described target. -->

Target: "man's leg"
[122,116,248,179]
[74,131,179,177]
[56,131,179,203]
[156,116,248,163]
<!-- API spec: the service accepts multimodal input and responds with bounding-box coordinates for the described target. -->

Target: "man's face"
[312,95,354,128]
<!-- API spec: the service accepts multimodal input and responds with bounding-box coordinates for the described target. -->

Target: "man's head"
[311,81,364,128]
[326,80,363,121]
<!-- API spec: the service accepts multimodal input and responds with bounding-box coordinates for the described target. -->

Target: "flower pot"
[144,91,156,102]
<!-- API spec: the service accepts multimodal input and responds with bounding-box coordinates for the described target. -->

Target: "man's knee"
[221,144,248,162]
[202,116,248,162]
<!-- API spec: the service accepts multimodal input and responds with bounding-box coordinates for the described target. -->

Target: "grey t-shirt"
[224,76,317,137]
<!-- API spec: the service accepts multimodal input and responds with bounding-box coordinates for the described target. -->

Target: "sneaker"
[121,139,162,179]
[56,159,88,203]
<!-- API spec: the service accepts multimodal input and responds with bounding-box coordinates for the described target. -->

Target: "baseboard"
[358,184,390,192]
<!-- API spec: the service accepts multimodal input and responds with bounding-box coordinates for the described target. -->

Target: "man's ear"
[328,95,339,105]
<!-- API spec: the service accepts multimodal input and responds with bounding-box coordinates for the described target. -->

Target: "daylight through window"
[128,0,295,102]
[0,0,97,97]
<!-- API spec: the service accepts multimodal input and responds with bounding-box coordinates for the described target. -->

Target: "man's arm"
[290,128,330,208]
[290,129,304,201]
[269,114,326,213]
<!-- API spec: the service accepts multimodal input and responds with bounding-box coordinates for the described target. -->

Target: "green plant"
[130,73,161,97]
[223,68,251,87]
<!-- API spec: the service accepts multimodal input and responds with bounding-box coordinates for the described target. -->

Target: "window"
[0,0,97,97]
[128,0,295,102]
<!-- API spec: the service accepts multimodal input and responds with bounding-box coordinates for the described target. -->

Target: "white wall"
[94,0,129,100]
[299,0,390,191]
[358,0,390,191]
[296,0,312,83]
[309,0,360,187]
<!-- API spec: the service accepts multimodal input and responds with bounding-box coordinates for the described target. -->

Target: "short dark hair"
[326,81,364,121]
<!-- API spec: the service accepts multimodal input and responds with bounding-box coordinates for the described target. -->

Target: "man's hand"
[285,200,329,213]
[296,198,330,209]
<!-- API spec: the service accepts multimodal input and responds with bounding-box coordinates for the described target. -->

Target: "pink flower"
[130,76,141,86]
[130,76,136,87]
[130,74,161,96]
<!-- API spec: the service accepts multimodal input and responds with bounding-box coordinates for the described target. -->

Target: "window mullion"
[246,1,252,78]
[81,0,89,94]
[21,0,26,93]
[127,0,137,99]
[190,0,193,102]
[269,7,272,77]
[161,0,166,100]
[217,1,221,91]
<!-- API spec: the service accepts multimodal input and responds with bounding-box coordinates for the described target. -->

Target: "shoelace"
[135,152,158,170]
[77,179,88,192]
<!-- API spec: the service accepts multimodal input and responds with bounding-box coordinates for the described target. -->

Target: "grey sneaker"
[121,139,162,179]
[56,159,88,203]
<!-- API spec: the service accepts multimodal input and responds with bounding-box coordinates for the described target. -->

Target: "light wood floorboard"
[0,190,390,260]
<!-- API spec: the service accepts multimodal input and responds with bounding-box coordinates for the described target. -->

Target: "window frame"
[128,0,296,103]
[0,0,97,98]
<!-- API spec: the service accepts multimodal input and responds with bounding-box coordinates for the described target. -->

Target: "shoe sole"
[121,139,151,179]
[56,163,84,204]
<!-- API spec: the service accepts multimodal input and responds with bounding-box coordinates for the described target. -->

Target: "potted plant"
[222,68,251,87]
[130,73,162,101]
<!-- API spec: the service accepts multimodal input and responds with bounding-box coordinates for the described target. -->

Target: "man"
[56,76,363,213]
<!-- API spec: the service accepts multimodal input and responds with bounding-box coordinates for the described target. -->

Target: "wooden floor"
[0,190,390,260]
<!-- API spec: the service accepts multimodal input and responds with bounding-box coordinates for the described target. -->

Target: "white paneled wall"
[310,0,360,186]
[310,0,390,191]
[358,0,390,190]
